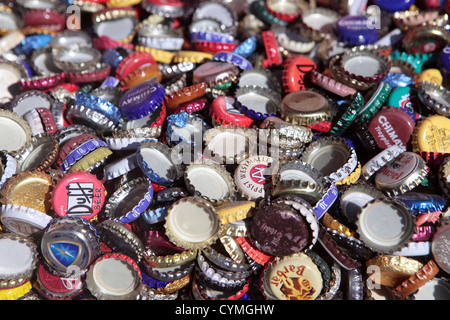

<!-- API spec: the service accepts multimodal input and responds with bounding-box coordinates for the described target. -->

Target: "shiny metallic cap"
[40,216,101,276]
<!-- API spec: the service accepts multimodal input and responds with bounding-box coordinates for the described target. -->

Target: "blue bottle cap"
[395,192,447,214]
[336,15,378,46]
[75,92,121,124]
[440,44,450,75]
[119,80,165,120]
[372,0,415,13]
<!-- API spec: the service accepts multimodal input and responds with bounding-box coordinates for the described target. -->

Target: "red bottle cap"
[51,171,106,221]
[23,9,65,32]
[262,30,282,68]
[282,55,317,93]
[115,51,157,81]
[209,96,254,127]
[368,106,416,149]
[35,263,84,300]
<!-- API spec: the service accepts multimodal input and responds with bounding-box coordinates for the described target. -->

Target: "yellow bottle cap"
[0,281,32,300]
[173,51,213,64]
[416,68,443,87]
[412,115,450,153]
[106,0,142,8]
[135,46,174,64]
[215,200,256,225]
[68,147,112,172]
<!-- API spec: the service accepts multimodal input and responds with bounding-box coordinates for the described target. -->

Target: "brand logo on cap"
[49,242,81,268]
[249,164,270,184]
[66,182,94,215]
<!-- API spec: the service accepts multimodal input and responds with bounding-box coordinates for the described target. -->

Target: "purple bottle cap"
[119,80,165,120]
[372,0,415,13]
[337,15,378,46]
[441,44,450,75]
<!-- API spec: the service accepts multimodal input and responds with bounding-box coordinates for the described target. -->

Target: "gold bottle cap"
[366,254,423,287]
[215,200,255,225]
[184,161,237,206]
[280,89,334,126]
[0,109,32,153]
[0,170,52,213]
[144,248,197,269]
[172,51,213,64]
[335,161,361,186]
[322,212,355,237]
[164,196,222,251]
[374,151,428,196]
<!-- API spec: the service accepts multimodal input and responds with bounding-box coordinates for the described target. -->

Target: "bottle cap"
[119,80,165,120]
[184,161,236,206]
[374,151,428,196]
[431,224,450,274]
[74,92,121,125]
[166,112,209,147]
[317,225,362,270]
[209,96,254,128]
[136,140,182,185]
[86,253,142,300]
[386,85,422,122]
[0,204,52,237]
[49,29,92,49]
[329,92,365,136]
[402,25,450,54]
[13,132,59,173]
[34,262,84,300]
[365,254,423,287]
[368,106,416,150]
[373,0,415,12]
[0,233,38,289]
[395,192,447,214]
[262,252,326,300]
[413,278,450,300]
[280,89,333,126]
[104,177,154,224]
[51,170,106,221]
[52,45,102,73]
[265,0,302,22]
[357,81,392,123]
[392,259,440,299]
[96,219,145,263]
[192,1,238,36]
[272,25,316,54]
[411,115,450,153]
[0,280,32,300]
[30,46,63,76]
[203,125,251,164]
[238,66,281,93]
[339,183,386,223]
[0,170,53,214]
[281,55,316,93]
[141,0,189,18]
[212,51,252,71]
[355,198,416,254]
[103,152,139,180]
[0,109,32,153]
[337,15,379,45]
[234,85,282,120]
[193,61,240,88]
[234,155,278,201]
[439,156,450,197]
[0,59,28,104]
[417,81,450,117]
[338,49,391,84]
[308,70,357,97]
[298,7,339,41]
[300,136,358,184]
[10,90,53,117]
[164,196,222,251]
[164,83,208,112]
[361,145,407,180]
[92,7,138,44]
[41,216,101,276]
[65,62,111,84]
